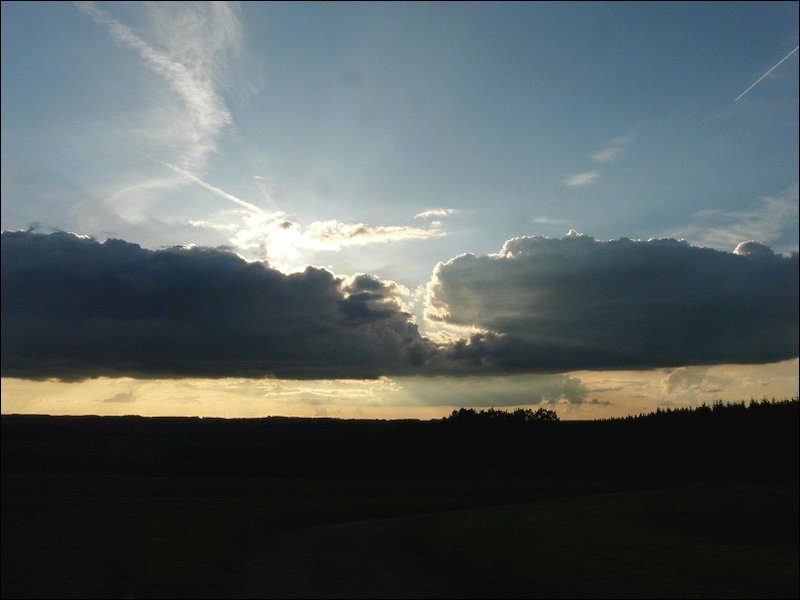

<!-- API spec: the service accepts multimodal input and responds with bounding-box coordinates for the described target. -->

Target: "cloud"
[192,211,447,270]
[662,366,708,394]
[304,220,446,249]
[591,147,624,163]
[75,2,239,170]
[5,231,796,382]
[564,170,601,187]
[414,208,455,220]
[533,216,567,225]
[427,232,798,372]
[588,398,613,405]
[660,366,730,405]
[592,134,634,163]
[399,373,589,407]
[669,184,799,253]
[563,134,636,189]
[1,231,435,381]
[102,391,136,403]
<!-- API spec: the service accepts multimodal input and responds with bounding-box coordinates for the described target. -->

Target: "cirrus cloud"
[564,170,601,187]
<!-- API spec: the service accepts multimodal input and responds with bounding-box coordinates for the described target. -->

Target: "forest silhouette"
[3,397,797,481]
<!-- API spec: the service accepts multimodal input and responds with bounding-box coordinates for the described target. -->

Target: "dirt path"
[224,517,482,599]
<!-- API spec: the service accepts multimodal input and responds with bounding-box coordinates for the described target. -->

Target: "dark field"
[2,400,798,598]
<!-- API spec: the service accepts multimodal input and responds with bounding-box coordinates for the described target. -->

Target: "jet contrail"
[161,161,265,214]
[735,46,799,101]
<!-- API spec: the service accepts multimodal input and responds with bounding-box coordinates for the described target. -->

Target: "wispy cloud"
[414,208,455,220]
[75,2,238,170]
[592,134,635,163]
[305,221,445,249]
[735,46,799,102]
[564,170,601,187]
[591,147,624,163]
[669,184,799,252]
[533,216,567,225]
[190,203,447,270]
[564,134,635,186]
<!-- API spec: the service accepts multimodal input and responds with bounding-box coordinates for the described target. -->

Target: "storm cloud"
[1,231,434,380]
[428,233,798,371]
[3,230,798,382]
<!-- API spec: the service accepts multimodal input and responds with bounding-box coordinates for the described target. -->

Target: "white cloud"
[191,209,447,271]
[592,134,635,163]
[611,134,636,146]
[305,220,445,249]
[414,208,455,220]
[106,176,186,223]
[75,2,238,171]
[564,170,601,187]
[669,184,799,253]
[533,216,566,225]
[591,146,624,163]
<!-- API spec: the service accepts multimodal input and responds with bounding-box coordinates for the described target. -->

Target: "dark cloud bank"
[1,231,432,380]
[430,233,798,372]
[1,231,797,381]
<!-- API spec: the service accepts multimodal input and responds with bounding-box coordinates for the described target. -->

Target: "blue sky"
[1,2,798,418]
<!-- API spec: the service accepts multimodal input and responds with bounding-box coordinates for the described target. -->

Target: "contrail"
[735,46,799,101]
[162,161,265,214]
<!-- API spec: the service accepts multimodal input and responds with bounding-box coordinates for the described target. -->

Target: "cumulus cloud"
[1,231,435,381]
[4,231,797,383]
[427,232,798,372]
[564,170,601,187]
[660,366,727,396]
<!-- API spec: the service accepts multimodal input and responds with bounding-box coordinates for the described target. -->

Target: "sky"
[1,1,798,419]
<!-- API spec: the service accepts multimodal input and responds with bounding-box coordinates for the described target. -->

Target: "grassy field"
[1,473,598,598]
[3,476,797,598]
[386,483,799,599]
[3,405,797,598]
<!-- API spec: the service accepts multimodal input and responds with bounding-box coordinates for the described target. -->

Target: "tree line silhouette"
[446,406,560,423]
[2,397,797,483]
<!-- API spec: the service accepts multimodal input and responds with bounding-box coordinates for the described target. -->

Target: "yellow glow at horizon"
[1,359,796,421]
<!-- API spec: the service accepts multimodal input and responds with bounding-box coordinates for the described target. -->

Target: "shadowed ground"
[225,517,482,599]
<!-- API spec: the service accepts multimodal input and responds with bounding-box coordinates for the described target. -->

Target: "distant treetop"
[446,407,560,423]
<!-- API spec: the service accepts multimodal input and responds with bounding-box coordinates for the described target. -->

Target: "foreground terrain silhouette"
[2,398,797,598]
